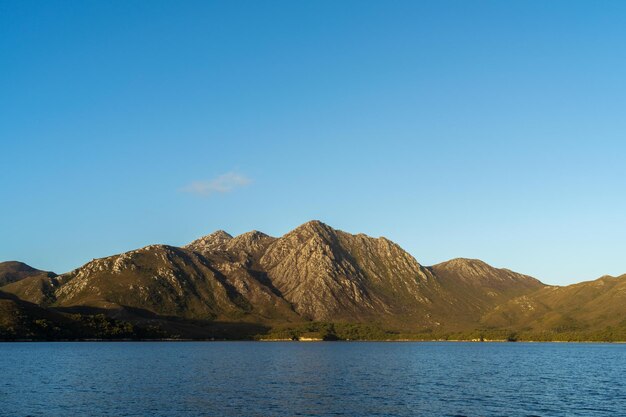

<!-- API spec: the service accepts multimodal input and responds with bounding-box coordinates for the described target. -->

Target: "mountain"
[1,221,548,339]
[481,274,626,339]
[258,221,437,323]
[254,221,543,331]
[0,261,55,287]
[1,220,623,340]
[429,258,544,320]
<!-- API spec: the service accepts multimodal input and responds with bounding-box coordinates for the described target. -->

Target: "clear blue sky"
[2,1,625,285]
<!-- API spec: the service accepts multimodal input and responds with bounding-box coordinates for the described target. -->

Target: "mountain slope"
[0,290,74,339]
[0,261,55,287]
[0,274,62,305]
[258,221,448,329]
[257,222,545,331]
[430,258,544,318]
[482,274,626,336]
[53,245,251,320]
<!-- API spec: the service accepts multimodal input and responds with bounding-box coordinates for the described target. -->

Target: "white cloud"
[181,172,251,196]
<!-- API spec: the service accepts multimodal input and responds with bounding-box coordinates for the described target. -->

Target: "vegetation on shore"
[258,322,626,343]
[0,312,168,341]
[4,314,626,342]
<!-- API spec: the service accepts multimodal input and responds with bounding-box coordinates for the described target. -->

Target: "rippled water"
[1,341,625,416]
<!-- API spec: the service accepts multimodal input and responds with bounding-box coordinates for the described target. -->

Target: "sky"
[1,1,626,285]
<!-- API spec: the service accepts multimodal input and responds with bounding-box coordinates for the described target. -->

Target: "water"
[1,342,624,416]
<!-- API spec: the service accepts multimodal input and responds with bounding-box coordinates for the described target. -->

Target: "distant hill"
[481,274,626,340]
[1,221,624,341]
[0,261,55,287]
[429,258,544,322]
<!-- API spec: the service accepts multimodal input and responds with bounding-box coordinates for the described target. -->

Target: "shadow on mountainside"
[52,305,271,340]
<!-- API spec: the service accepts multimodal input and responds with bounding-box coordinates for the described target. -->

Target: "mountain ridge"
[1,221,624,341]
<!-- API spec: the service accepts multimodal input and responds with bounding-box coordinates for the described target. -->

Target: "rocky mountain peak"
[184,230,234,253]
[223,231,276,262]
[290,220,335,236]
[435,258,492,274]
[233,230,271,242]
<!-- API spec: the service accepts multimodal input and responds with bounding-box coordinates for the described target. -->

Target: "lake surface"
[1,342,624,416]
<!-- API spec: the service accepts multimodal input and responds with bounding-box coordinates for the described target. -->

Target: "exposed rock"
[184,230,233,253]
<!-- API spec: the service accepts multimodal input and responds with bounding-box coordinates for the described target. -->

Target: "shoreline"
[2,338,625,344]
